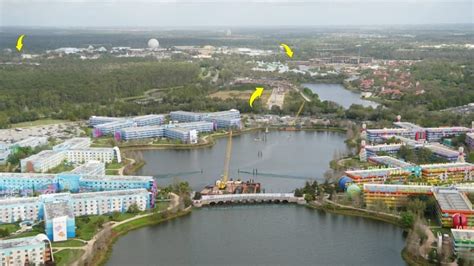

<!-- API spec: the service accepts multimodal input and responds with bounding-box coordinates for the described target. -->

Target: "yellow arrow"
[16,35,25,52]
[249,87,264,108]
[280,43,293,58]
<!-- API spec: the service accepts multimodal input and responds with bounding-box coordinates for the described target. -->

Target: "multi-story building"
[451,229,474,260]
[132,114,165,127]
[70,161,105,176]
[366,128,414,143]
[89,116,122,126]
[42,198,76,242]
[164,128,198,144]
[118,121,214,141]
[170,109,241,129]
[66,148,116,164]
[423,143,460,162]
[52,137,91,151]
[10,137,49,152]
[368,156,413,168]
[364,144,402,158]
[20,150,66,173]
[119,125,165,140]
[0,172,156,198]
[0,234,53,266]
[433,187,474,228]
[0,197,41,223]
[93,120,135,137]
[363,184,432,209]
[0,189,152,242]
[466,133,474,149]
[420,162,474,184]
[425,126,472,142]
[344,168,411,185]
[169,111,204,122]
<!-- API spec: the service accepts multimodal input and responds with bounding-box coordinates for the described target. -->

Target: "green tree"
[127,203,140,214]
[400,212,415,228]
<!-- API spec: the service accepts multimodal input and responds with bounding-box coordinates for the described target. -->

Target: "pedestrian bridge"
[193,193,305,207]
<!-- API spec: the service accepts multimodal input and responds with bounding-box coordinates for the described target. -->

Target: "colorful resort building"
[364,119,473,143]
[466,133,474,149]
[0,234,53,266]
[362,183,474,228]
[0,189,152,242]
[118,121,214,143]
[451,229,474,260]
[344,168,412,185]
[91,110,241,141]
[433,187,474,228]
[363,183,432,209]
[420,162,474,185]
[0,172,156,197]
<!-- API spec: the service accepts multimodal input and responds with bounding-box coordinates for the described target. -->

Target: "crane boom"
[219,130,233,189]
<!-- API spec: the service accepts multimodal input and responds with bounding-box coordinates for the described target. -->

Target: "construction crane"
[286,100,306,131]
[217,130,233,190]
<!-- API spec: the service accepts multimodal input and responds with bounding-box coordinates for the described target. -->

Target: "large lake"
[107,131,406,265]
[304,83,379,109]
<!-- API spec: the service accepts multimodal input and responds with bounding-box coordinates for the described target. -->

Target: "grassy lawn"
[54,249,85,266]
[8,230,43,239]
[0,223,20,234]
[106,169,119,175]
[106,162,124,169]
[52,239,86,248]
[11,119,68,128]
[76,216,108,241]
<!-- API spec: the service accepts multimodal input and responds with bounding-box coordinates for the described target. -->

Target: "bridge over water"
[193,193,305,207]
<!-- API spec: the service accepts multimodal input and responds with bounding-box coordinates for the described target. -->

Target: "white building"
[66,148,116,164]
[0,197,40,223]
[20,150,66,173]
[52,137,91,151]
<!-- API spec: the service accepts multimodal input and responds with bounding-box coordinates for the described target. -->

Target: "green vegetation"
[0,223,19,237]
[54,249,85,266]
[47,161,75,173]
[75,216,108,241]
[52,239,86,248]
[7,145,49,166]
[397,146,448,165]
[11,119,68,128]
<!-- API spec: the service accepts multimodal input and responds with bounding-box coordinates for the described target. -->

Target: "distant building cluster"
[90,109,241,144]
[0,137,48,165]
[19,138,121,173]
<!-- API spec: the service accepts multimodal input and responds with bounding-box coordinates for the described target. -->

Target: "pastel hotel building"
[118,121,214,142]
[0,234,53,266]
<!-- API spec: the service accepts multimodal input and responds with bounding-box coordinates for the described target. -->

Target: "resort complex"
[90,109,242,143]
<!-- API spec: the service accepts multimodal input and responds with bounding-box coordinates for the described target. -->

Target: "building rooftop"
[393,122,425,131]
[420,162,474,170]
[70,161,105,175]
[345,167,409,178]
[425,126,471,132]
[53,137,90,151]
[80,174,153,182]
[44,200,74,219]
[0,234,50,250]
[71,188,149,199]
[0,172,57,180]
[132,114,164,121]
[363,184,432,193]
[366,128,408,134]
[0,196,39,206]
[433,188,472,212]
[368,156,413,168]
[21,150,64,162]
[95,119,134,128]
[424,143,459,157]
[121,125,164,133]
[451,229,474,241]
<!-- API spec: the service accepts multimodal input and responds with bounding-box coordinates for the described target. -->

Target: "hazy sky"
[1,0,473,27]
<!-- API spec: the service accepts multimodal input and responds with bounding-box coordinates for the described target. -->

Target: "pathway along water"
[303,83,379,109]
[106,131,406,265]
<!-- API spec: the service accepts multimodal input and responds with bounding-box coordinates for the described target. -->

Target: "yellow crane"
[218,130,233,190]
[286,100,306,130]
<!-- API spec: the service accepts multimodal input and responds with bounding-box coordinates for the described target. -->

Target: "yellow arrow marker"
[280,43,293,58]
[249,87,264,108]
[16,35,25,52]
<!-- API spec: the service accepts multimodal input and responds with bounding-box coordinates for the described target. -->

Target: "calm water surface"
[303,83,379,109]
[107,206,405,266]
[107,131,405,266]
[137,131,349,192]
